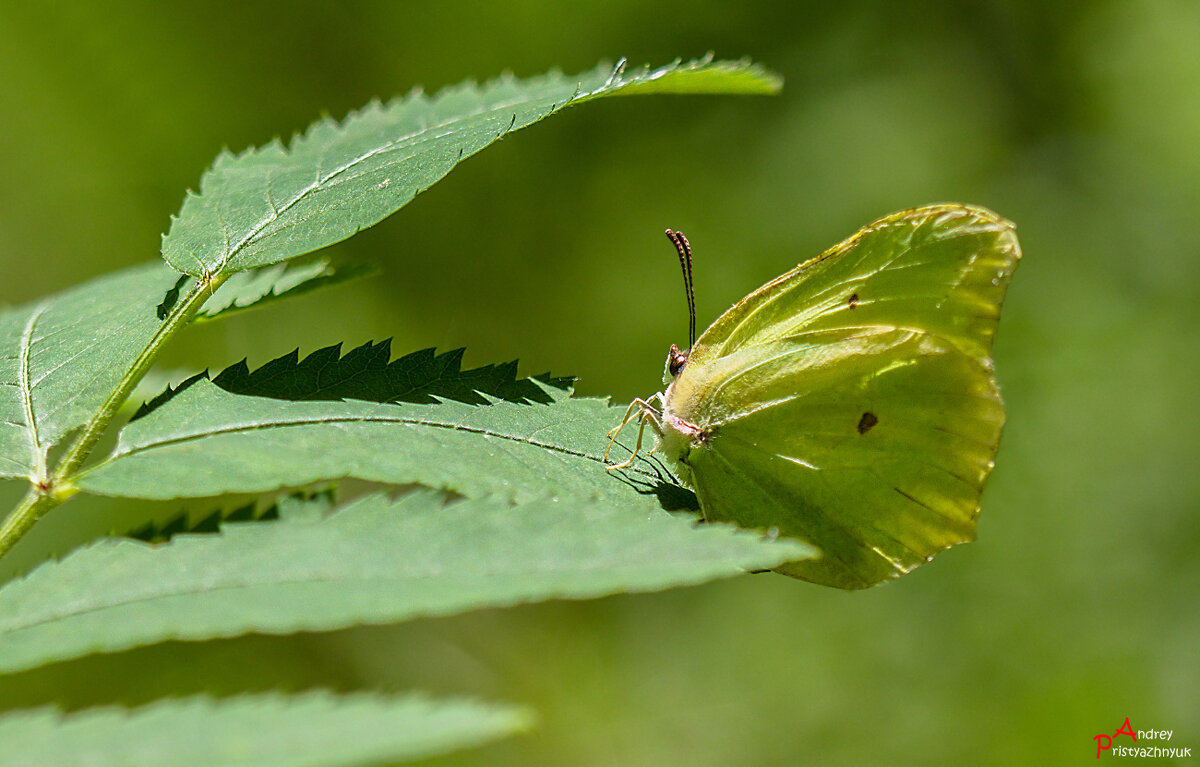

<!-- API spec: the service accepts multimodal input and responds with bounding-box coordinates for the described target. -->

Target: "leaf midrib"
[83,410,659,481]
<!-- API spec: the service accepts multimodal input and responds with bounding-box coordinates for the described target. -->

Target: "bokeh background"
[1,1,1197,764]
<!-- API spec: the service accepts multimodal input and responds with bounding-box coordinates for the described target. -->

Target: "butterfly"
[606,204,1022,589]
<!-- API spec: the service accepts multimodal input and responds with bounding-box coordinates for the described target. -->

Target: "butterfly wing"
[665,204,1021,588]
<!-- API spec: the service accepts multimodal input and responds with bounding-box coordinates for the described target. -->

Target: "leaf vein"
[18,302,48,482]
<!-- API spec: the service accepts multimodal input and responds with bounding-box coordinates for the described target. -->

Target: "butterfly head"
[663,343,689,385]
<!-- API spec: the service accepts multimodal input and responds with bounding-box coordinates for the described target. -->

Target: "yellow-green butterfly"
[607,204,1022,589]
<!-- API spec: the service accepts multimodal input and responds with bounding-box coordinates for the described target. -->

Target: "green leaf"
[196,258,371,321]
[163,56,781,277]
[81,343,629,501]
[0,491,812,673]
[0,691,531,767]
[78,377,665,502]
[0,262,184,482]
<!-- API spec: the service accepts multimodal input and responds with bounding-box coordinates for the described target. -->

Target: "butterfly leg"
[606,399,644,442]
[604,397,656,463]
[604,393,663,469]
[607,412,652,471]
[604,394,662,444]
[640,392,666,456]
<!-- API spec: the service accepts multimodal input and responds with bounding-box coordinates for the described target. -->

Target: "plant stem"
[0,488,60,561]
[0,273,228,561]
[51,276,226,481]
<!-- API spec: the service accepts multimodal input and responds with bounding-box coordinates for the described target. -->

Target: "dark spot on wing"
[848,293,859,309]
[857,411,878,434]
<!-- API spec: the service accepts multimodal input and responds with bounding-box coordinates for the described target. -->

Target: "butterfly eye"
[667,344,689,377]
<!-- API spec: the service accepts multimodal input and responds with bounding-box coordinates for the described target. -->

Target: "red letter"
[1114,718,1137,743]
[1095,734,1112,758]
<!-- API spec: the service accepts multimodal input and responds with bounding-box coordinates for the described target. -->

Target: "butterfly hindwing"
[665,205,1021,588]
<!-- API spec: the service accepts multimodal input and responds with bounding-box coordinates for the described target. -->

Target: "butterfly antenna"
[665,229,696,348]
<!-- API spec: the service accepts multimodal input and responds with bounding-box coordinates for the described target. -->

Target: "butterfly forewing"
[667,204,1020,588]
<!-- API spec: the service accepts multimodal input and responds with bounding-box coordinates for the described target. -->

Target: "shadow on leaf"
[133,341,574,420]
[155,274,191,320]
[605,453,699,513]
[124,488,337,544]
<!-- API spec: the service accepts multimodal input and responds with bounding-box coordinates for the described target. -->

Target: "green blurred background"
[1,1,1197,764]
